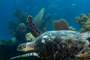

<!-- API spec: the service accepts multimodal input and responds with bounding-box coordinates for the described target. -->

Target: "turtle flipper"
[27,16,42,38]
[10,52,40,60]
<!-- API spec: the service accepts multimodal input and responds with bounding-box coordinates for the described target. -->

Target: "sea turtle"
[10,16,90,60]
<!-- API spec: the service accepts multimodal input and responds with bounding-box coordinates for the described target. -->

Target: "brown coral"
[53,19,69,30]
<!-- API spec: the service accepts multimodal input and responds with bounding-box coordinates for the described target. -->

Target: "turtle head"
[17,41,36,52]
[76,40,90,59]
[10,41,40,60]
[77,49,90,59]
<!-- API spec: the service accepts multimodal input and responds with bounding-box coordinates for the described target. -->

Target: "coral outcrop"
[80,20,90,32]
[76,13,90,25]
[76,13,90,32]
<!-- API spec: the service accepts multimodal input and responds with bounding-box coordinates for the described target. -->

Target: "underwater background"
[0,0,90,60]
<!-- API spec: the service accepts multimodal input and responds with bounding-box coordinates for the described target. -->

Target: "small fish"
[72,4,76,6]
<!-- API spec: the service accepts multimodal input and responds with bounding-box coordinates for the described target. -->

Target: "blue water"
[0,0,90,40]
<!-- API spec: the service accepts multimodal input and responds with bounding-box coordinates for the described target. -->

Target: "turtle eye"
[82,51,85,53]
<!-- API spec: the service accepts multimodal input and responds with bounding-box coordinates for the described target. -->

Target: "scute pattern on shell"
[35,30,87,60]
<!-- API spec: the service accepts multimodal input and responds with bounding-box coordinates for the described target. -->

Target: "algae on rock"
[25,32,36,42]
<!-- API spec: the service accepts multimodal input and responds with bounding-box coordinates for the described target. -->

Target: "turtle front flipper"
[27,16,42,38]
[17,41,36,52]
[10,52,40,60]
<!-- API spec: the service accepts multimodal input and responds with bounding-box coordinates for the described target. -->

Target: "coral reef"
[53,19,69,30]
[13,9,27,24]
[76,13,90,32]
[33,8,44,28]
[25,32,36,42]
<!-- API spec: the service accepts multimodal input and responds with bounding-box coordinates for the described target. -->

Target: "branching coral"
[76,13,90,32]
[76,13,90,25]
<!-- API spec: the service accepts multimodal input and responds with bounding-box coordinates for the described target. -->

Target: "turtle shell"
[35,30,87,60]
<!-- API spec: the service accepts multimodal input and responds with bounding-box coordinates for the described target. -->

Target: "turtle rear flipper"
[10,52,40,60]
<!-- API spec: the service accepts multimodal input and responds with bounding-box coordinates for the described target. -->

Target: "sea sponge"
[33,8,44,28]
[53,19,69,30]
[25,32,36,42]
